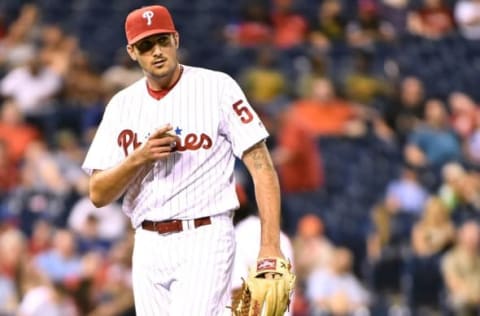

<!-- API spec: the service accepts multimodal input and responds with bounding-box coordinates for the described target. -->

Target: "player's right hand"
[134,124,178,163]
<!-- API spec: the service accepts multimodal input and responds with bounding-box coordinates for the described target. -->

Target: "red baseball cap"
[125,5,176,45]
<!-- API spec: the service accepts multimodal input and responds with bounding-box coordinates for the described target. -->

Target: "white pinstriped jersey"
[82,65,268,228]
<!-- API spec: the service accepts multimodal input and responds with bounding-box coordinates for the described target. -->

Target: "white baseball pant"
[132,213,235,315]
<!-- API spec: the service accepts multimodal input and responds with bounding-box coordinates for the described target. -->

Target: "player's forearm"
[254,168,282,249]
[89,153,146,207]
[243,142,281,250]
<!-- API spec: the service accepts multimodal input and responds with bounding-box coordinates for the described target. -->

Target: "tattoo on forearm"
[249,144,273,171]
[252,149,265,170]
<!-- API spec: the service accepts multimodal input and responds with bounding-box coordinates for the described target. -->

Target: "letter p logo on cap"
[125,5,176,44]
[142,10,154,26]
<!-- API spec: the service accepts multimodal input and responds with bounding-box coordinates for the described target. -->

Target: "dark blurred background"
[1,0,480,315]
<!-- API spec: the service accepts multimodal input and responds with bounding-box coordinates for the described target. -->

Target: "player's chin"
[150,66,174,78]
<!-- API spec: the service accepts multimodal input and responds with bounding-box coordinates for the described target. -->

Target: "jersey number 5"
[233,100,254,124]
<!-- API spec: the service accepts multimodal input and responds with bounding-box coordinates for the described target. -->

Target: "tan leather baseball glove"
[231,257,295,316]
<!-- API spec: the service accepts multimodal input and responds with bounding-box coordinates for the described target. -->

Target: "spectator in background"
[87,235,135,316]
[367,202,395,263]
[273,110,323,186]
[72,214,111,255]
[449,92,478,144]
[63,52,104,108]
[239,46,288,114]
[271,0,308,49]
[405,98,461,169]
[20,140,68,196]
[102,49,143,96]
[39,24,78,78]
[8,140,70,232]
[371,110,398,145]
[0,272,17,315]
[67,197,127,243]
[347,0,396,49]
[34,229,84,284]
[289,77,365,137]
[442,221,480,315]
[438,162,467,211]
[308,0,346,51]
[407,0,455,39]
[451,173,480,224]
[465,109,480,167]
[0,227,26,280]
[58,52,105,135]
[384,76,426,144]
[0,139,18,196]
[0,99,39,165]
[18,283,79,316]
[295,53,328,99]
[22,141,68,196]
[455,0,480,40]
[343,50,391,106]
[17,257,79,316]
[0,4,39,71]
[307,247,370,316]
[54,130,86,167]
[53,51,106,143]
[0,228,26,314]
[272,109,324,235]
[223,2,272,48]
[365,201,409,300]
[411,196,455,257]
[52,130,88,196]
[0,55,62,116]
[379,0,410,37]
[28,219,53,256]
[385,164,429,215]
[293,214,334,284]
[404,196,453,313]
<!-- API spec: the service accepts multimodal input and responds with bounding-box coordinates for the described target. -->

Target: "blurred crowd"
[1,0,480,315]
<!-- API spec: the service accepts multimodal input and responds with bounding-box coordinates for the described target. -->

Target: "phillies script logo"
[117,129,212,157]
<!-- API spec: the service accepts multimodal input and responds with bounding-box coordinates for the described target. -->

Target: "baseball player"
[82,5,284,316]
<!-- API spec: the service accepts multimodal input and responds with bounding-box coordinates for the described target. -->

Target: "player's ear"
[173,32,179,49]
[126,45,137,61]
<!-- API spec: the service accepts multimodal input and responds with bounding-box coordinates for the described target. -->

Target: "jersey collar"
[146,65,184,100]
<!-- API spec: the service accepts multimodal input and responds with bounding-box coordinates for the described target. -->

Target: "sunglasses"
[134,34,173,53]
